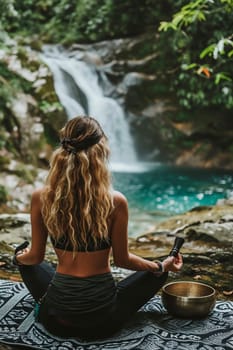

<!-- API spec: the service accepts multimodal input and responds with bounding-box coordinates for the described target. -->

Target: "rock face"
[135,204,233,252]
[0,42,67,162]
[0,39,67,212]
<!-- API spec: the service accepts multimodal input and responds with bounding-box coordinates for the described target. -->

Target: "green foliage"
[159,0,233,111]
[3,0,174,43]
[1,0,233,114]
[173,67,233,109]
[159,0,208,31]
[39,100,63,113]
[0,0,17,22]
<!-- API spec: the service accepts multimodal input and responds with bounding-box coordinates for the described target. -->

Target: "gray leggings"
[19,262,167,339]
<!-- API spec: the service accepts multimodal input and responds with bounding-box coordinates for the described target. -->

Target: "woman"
[14,116,183,340]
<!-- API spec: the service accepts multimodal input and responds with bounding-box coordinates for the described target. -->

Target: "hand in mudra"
[162,253,183,273]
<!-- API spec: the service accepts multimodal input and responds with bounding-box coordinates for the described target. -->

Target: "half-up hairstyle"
[41,116,114,252]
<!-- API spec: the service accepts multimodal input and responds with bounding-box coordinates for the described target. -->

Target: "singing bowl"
[162,281,216,318]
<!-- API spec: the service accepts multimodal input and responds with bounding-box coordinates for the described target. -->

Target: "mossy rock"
[0,185,8,205]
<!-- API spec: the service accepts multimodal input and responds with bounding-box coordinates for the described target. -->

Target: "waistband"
[44,271,116,315]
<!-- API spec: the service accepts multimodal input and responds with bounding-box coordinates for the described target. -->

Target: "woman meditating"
[13,116,183,340]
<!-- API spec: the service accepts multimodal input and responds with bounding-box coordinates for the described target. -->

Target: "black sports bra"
[50,233,111,252]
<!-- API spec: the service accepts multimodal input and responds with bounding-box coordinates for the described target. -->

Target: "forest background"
[0,0,233,208]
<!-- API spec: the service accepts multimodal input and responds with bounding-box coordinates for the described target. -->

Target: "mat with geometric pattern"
[0,279,233,349]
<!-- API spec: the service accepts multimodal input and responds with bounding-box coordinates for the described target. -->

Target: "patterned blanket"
[0,279,233,350]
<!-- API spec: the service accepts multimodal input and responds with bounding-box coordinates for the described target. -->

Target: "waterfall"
[41,46,137,166]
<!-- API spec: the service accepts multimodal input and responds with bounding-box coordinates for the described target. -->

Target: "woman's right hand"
[162,253,183,273]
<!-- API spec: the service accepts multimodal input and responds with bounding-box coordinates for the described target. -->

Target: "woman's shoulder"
[31,187,46,205]
[32,187,44,197]
[113,190,128,209]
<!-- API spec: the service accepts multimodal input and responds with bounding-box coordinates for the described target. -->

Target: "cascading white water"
[41,45,137,166]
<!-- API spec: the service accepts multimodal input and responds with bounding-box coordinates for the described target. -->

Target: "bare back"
[55,248,111,277]
[51,190,127,278]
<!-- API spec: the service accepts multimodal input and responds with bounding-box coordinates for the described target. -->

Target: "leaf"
[159,21,171,31]
[197,10,206,21]
[225,38,233,46]
[184,63,198,70]
[220,0,233,6]
[197,66,211,78]
[200,44,215,58]
[215,72,232,84]
[158,21,177,32]
[217,38,225,52]
[173,13,185,27]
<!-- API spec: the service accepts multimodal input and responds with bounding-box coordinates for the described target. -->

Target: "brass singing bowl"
[162,281,216,318]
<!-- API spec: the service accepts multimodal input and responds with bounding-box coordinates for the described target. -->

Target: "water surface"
[112,165,233,236]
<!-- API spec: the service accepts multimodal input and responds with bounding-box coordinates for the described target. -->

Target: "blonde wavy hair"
[41,116,114,252]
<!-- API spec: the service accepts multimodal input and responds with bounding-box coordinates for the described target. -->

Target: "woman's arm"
[111,192,163,273]
[111,191,183,273]
[15,189,48,265]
